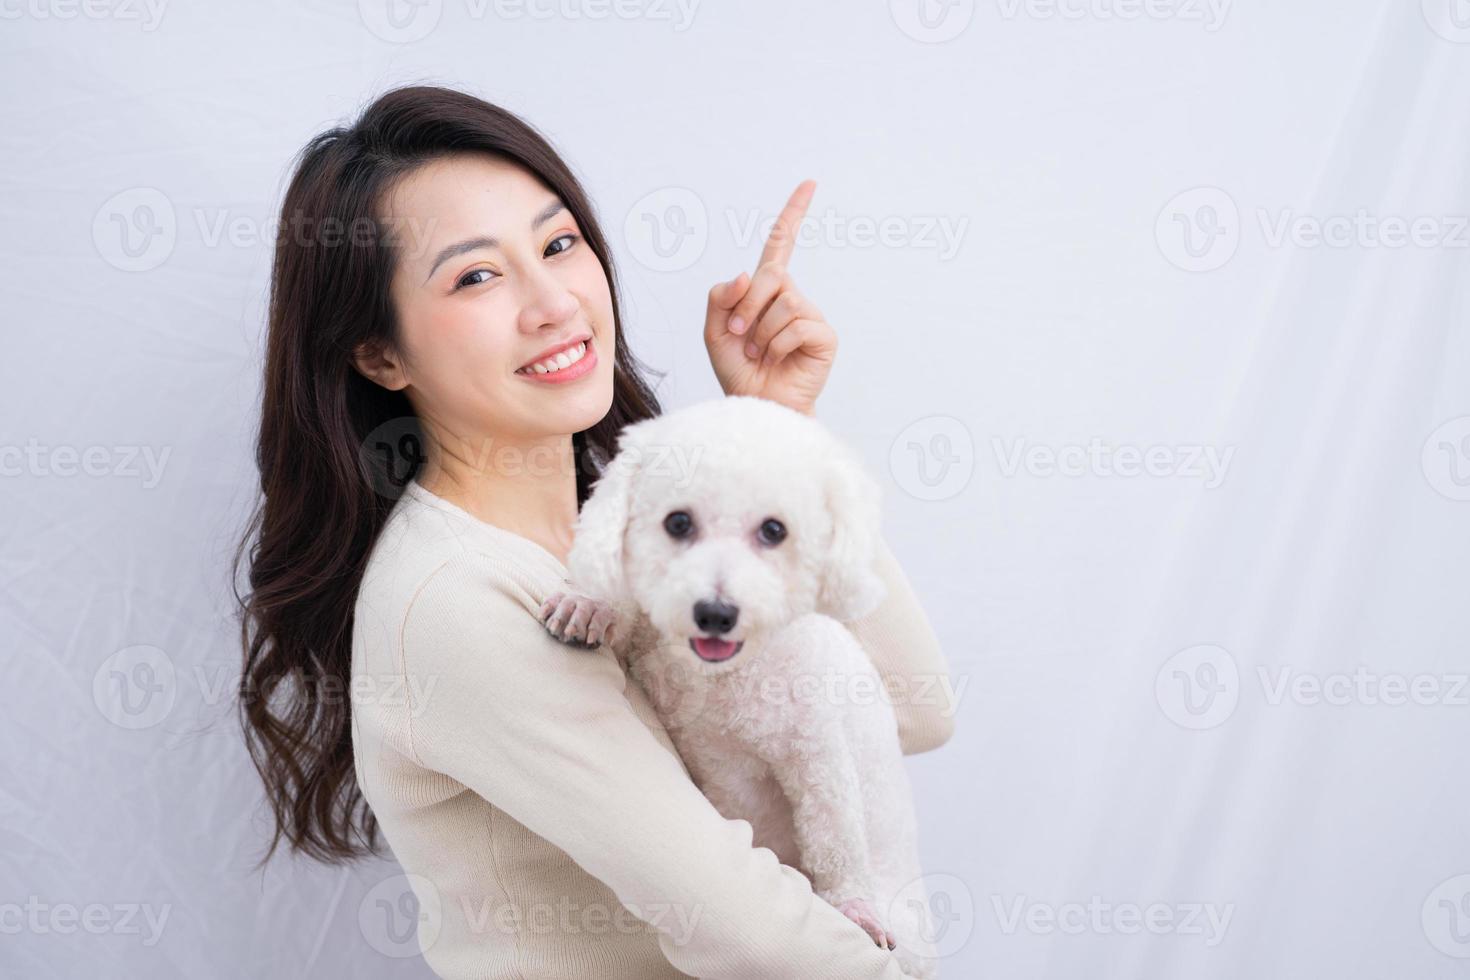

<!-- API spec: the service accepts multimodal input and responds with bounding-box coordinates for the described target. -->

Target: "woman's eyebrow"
[422,199,567,284]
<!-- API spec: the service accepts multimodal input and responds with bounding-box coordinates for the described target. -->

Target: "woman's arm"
[845,536,958,755]
[399,550,910,980]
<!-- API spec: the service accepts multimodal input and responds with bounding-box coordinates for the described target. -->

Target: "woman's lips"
[516,336,598,385]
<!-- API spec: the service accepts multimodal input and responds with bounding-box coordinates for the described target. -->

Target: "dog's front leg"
[538,590,620,650]
[770,734,895,951]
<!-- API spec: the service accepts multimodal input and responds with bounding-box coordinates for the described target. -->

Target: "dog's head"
[567,396,887,669]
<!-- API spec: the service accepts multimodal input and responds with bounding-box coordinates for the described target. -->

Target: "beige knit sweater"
[350,475,957,979]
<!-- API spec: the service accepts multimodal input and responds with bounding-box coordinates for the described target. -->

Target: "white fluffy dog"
[539,395,939,978]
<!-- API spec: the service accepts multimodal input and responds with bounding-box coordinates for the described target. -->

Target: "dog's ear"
[815,441,888,622]
[567,430,646,607]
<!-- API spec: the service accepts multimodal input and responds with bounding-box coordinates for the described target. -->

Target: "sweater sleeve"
[846,535,958,756]
[399,551,910,980]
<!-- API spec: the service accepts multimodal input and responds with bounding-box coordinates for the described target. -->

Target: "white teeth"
[521,340,587,375]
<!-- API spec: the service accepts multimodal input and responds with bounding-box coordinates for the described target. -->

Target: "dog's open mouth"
[689,637,744,662]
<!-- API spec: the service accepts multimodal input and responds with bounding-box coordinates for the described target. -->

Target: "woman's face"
[365,153,616,457]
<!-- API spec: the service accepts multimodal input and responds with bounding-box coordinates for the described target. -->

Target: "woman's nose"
[517,265,580,331]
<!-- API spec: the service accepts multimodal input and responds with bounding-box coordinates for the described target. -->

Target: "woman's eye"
[664,511,694,539]
[454,268,495,291]
[545,233,578,257]
[758,518,787,545]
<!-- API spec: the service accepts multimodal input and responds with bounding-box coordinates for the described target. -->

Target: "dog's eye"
[664,511,694,539]
[757,518,787,546]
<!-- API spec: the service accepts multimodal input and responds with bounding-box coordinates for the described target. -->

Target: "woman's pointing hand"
[703,179,837,417]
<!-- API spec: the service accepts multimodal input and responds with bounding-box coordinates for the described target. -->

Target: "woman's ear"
[567,431,645,607]
[815,441,888,622]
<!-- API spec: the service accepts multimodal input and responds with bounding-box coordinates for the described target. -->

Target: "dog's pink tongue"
[691,637,738,662]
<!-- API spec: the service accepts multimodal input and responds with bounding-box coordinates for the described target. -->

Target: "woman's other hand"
[704,179,837,417]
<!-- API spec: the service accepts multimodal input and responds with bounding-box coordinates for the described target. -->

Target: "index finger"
[757,179,816,270]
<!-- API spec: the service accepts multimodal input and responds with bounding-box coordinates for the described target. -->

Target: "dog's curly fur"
[542,396,939,977]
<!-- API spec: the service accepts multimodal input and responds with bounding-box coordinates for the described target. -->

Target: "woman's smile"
[515,335,598,384]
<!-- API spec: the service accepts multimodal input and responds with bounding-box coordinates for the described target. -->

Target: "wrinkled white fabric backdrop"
[4,0,1467,976]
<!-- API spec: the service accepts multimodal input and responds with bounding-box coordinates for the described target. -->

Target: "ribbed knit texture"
[349,477,956,979]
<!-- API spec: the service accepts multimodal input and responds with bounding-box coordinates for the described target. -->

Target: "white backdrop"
[4,1,1468,977]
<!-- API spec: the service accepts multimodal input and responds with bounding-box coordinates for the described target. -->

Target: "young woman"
[235,84,955,979]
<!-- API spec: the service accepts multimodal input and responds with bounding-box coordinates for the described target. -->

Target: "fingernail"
[745,341,759,359]
[730,315,746,335]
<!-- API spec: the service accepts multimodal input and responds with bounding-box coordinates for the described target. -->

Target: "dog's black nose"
[692,599,739,635]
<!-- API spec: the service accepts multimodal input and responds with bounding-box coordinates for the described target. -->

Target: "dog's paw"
[836,897,896,951]
[538,591,619,650]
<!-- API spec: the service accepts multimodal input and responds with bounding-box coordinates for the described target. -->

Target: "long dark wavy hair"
[233,84,665,869]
